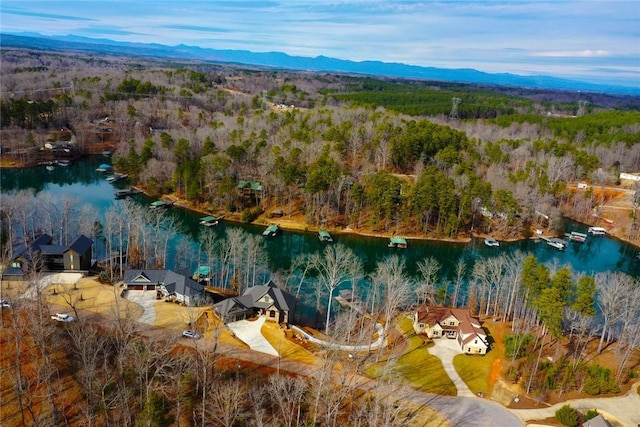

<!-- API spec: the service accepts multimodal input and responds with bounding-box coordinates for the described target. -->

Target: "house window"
[269,310,276,318]
[419,323,424,328]
[467,348,471,353]
[433,331,439,336]
[474,339,478,344]
[449,321,455,326]
[69,254,74,261]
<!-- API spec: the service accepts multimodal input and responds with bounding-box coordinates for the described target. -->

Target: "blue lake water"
[2,156,639,284]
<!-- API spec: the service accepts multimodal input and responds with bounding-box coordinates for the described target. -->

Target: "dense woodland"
[1,48,640,426]
[2,48,640,242]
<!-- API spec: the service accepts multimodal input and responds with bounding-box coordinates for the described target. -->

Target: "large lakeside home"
[2,234,94,280]
[123,269,203,306]
[412,305,489,355]
[214,280,296,324]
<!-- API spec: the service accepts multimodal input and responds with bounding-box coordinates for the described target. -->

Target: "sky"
[1,1,639,87]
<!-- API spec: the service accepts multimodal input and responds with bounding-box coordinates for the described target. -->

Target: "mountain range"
[2,32,639,96]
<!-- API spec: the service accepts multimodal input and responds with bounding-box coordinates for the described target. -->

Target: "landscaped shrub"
[555,404,580,427]
[584,364,620,395]
[583,409,599,422]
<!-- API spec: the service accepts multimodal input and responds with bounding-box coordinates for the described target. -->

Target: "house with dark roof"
[413,305,489,355]
[214,280,296,324]
[2,234,93,280]
[123,269,204,306]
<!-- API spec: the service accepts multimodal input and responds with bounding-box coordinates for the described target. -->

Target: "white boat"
[484,237,500,247]
[588,227,607,235]
[199,216,220,227]
[544,237,567,250]
[106,173,128,182]
[567,231,587,242]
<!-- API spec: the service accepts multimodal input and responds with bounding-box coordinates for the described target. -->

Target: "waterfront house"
[413,305,489,355]
[214,280,296,324]
[3,234,94,280]
[123,269,203,306]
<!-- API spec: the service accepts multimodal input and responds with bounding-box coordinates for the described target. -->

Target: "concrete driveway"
[226,316,278,356]
[429,337,476,397]
[290,322,386,351]
[124,290,156,324]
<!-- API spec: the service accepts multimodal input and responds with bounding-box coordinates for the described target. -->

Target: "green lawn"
[366,315,457,396]
[452,324,499,395]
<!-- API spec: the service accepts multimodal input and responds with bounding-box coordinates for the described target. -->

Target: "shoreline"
[6,156,639,249]
[165,188,546,246]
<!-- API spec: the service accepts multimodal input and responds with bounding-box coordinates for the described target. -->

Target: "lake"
[2,156,639,285]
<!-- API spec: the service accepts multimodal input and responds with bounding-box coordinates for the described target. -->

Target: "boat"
[484,237,500,247]
[318,230,333,243]
[114,188,141,199]
[106,173,128,183]
[543,237,567,250]
[388,237,408,248]
[102,150,112,156]
[588,227,607,235]
[150,200,172,210]
[566,231,587,242]
[96,163,113,172]
[199,215,220,227]
[57,159,71,167]
[262,224,280,237]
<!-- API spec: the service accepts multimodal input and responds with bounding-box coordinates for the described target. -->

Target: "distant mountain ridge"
[2,33,638,96]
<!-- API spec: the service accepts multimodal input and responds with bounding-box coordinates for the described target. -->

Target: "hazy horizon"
[1,1,638,87]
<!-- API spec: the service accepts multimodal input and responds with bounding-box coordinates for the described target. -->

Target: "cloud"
[2,7,94,22]
[534,50,610,58]
[162,24,230,34]
[0,1,638,87]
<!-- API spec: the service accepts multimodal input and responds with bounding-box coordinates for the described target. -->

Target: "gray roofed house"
[123,269,203,306]
[214,280,296,324]
[3,234,93,279]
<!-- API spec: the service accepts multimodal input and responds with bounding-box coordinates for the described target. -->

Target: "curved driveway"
[429,337,475,398]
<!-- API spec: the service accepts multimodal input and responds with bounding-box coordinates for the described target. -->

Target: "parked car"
[182,330,201,339]
[51,313,74,322]
[1,299,12,309]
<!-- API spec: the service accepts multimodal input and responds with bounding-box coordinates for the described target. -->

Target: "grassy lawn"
[261,322,320,366]
[366,315,457,396]
[46,278,143,319]
[452,322,500,395]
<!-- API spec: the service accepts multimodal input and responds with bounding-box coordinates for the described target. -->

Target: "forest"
[1,47,640,426]
[1,47,640,244]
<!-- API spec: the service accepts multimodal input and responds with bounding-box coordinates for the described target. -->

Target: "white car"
[1,299,11,309]
[182,330,201,339]
[51,313,74,322]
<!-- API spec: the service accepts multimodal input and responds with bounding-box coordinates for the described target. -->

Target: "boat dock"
[114,188,142,199]
[540,236,567,250]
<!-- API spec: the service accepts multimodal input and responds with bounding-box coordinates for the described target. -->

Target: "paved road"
[210,343,523,427]
[508,381,640,427]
